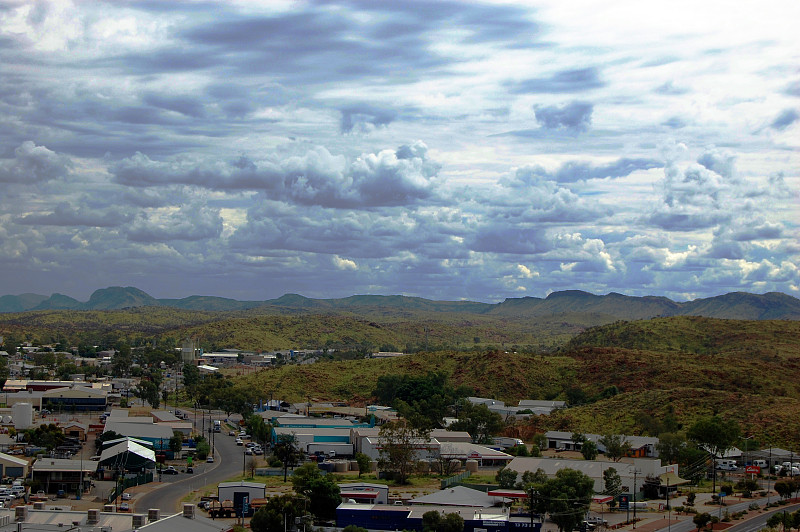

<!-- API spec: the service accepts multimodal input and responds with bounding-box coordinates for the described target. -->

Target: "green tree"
[354,452,371,478]
[603,467,622,504]
[169,432,183,453]
[774,479,793,499]
[95,430,120,452]
[377,420,429,484]
[532,468,595,532]
[196,440,210,460]
[290,463,341,520]
[693,512,712,532]
[496,467,518,489]
[656,432,686,465]
[581,440,598,461]
[599,434,631,462]
[449,401,505,444]
[687,416,741,494]
[182,363,200,398]
[24,424,65,450]
[274,433,302,482]
[247,414,270,449]
[250,494,305,532]
[134,379,160,409]
[422,510,465,532]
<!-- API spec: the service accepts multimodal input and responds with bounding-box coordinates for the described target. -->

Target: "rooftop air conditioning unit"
[182,504,195,519]
[87,509,99,524]
[148,508,160,522]
[132,514,147,527]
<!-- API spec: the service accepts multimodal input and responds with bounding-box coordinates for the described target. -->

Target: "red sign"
[745,466,761,474]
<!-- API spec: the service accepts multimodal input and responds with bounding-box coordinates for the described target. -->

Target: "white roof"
[409,485,499,507]
[100,438,156,462]
[0,451,28,466]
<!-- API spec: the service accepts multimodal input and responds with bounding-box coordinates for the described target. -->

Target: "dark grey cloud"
[534,101,593,132]
[508,67,604,94]
[16,202,132,227]
[770,108,799,130]
[697,148,736,179]
[0,141,71,184]
[662,117,687,129]
[554,157,662,182]
[126,204,223,242]
[143,92,206,118]
[111,142,438,208]
[784,80,800,97]
[340,103,398,133]
[647,211,729,230]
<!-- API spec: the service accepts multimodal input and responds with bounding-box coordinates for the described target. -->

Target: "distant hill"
[1,286,798,321]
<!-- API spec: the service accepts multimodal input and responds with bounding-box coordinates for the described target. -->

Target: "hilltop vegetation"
[231,316,800,446]
[1,296,799,447]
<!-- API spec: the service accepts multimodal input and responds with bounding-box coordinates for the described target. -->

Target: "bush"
[748,502,761,511]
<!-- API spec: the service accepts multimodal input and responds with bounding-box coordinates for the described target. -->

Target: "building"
[336,502,540,532]
[544,431,659,458]
[217,481,266,518]
[504,456,673,494]
[30,458,94,494]
[0,451,28,478]
[340,483,390,504]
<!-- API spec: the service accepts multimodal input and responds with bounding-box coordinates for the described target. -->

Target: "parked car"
[206,456,214,463]
[121,492,131,500]
[162,466,178,475]
[235,438,243,446]
[119,502,130,512]
[186,467,194,474]
[245,448,253,455]
[229,431,236,436]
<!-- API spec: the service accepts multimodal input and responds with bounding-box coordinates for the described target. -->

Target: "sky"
[0,0,798,303]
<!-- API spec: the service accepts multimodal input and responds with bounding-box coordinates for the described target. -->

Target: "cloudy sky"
[1,0,798,303]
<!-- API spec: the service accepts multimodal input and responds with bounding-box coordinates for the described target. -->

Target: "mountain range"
[1,286,799,321]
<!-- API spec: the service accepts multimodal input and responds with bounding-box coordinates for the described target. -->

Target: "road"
[134,416,247,514]
[726,503,800,532]
[652,500,800,532]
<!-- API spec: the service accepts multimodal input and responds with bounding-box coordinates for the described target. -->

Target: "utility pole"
[633,469,640,529]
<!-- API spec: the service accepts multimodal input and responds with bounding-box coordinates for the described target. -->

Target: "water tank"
[349,460,359,472]
[465,459,479,473]
[12,403,33,430]
[334,461,348,473]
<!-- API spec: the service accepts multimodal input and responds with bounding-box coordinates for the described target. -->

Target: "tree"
[693,512,712,532]
[247,414,270,449]
[599,434,631,462]
[581,441,598,461]
[603,467,622,505]
[273,433,302,482]
[95,430,120,452]
[656,432,686,465]
[134,379,160,409]
[250,495,305,532]
[24,424,65,450]
[774,479,793,499]
[687,416,741,494]
[196,440,210,460]
[449,401,505,444]
[291,463,341,520]
[354,452,371,478]
[531,468,595,532]
[496,467,518,489]
[168,432,183,453]
[377,420,429,484]
[422,510,465,532]
[182,363,200,399]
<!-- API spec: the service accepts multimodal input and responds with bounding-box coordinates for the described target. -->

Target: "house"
[544,431,659,458]
[30,457,94,494]
[60,421,88,441]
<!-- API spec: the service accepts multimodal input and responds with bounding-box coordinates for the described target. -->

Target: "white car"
[121,492,131,500]
[235,438,243,446]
